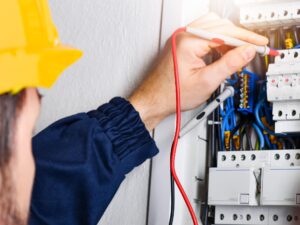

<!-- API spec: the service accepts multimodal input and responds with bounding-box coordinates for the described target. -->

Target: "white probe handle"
[186,27,269,56]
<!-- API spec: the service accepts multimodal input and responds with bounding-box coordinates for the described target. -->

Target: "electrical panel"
[204,1,300,225]
[148,1,300,225]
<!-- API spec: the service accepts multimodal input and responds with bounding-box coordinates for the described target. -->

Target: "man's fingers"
[188,13,268,46]
[205,24,269,46]
[177,33,213,58]
[198,45,256,91]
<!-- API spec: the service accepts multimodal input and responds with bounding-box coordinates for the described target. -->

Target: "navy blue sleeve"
[29,97,159,225]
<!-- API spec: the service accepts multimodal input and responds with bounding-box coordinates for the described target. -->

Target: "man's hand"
[128,13,268,131]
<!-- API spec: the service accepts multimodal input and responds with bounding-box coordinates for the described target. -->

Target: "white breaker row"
[239,1,300,30]
[208,150,300,225]
[267,48,300,133]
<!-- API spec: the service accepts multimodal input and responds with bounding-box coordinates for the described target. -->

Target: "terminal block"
[239,1,300,30]
[238,70,258,115]
[266,49,300,133]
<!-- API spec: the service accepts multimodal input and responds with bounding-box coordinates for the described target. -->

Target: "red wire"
[170,27,199,225]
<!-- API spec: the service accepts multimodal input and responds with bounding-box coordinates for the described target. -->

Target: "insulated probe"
[186,27,279,57]
[180,86,235,137]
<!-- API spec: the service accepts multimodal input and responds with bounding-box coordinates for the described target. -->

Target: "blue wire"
[263,103,273,125]
[226,79,237,86]
[242,69,259,79]
[255,99,287,137]
[221,85,238,151]
[225,99,231,130]
[233,73,238,80]
[221,108,235,151]
[252,123,265,150]
[225,97,236,131]
[294,45,300,49]
[219,107,225,152]
[220,107,226,117]
[264,134,272,149]
[230,97,237,129]
[226,100,230,130]
[254,99,276,136]
[226,73,239,85]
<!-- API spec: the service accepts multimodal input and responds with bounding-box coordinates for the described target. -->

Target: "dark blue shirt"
[29,97,159,225]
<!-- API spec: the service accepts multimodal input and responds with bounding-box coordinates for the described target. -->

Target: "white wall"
[36,1,163,224]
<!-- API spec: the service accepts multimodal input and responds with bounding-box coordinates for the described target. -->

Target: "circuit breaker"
[208,168,259,206]
[261,167,300,206]
[210,150,300,225]
[267,49,300,133]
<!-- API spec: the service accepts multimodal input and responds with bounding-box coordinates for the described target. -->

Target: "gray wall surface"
[36,1,163,224]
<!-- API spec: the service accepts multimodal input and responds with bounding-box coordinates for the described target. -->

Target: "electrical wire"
[279,28,286,49]
[226,73,239,85]
[264,134,272,149]
[169,174,175,225]
[293,27,299,45]
[255,139,260,150]
[245,126,253,150]
[240,126,247,151]
[254,99,277,136]
[221,108,235,150]
[216,105,223,156]
[230,117,246,151]
[294,44,300,49]
[286,137,297,149]
[255,98,287,138]
[252,123,265,150]
[279,138,286,149]
[169,27,199,225]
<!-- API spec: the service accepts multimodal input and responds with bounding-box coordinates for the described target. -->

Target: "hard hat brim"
[0,44,83,95]
[38,44,83,88]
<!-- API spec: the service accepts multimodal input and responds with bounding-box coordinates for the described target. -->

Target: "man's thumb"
[201,45,256,88]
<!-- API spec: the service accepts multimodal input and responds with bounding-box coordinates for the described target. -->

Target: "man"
[0,0,268,224]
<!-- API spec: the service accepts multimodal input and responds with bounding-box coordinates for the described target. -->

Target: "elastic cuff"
[87,97,159,173]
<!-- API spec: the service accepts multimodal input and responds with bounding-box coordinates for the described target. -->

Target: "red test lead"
[170,27,199,225]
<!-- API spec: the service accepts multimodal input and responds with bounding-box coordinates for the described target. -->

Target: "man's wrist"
[128,92,166,131]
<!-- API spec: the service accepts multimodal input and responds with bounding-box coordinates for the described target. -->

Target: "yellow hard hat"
[0,0,83,94]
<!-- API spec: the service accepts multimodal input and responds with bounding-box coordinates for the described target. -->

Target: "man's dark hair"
[0,90,26,225]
